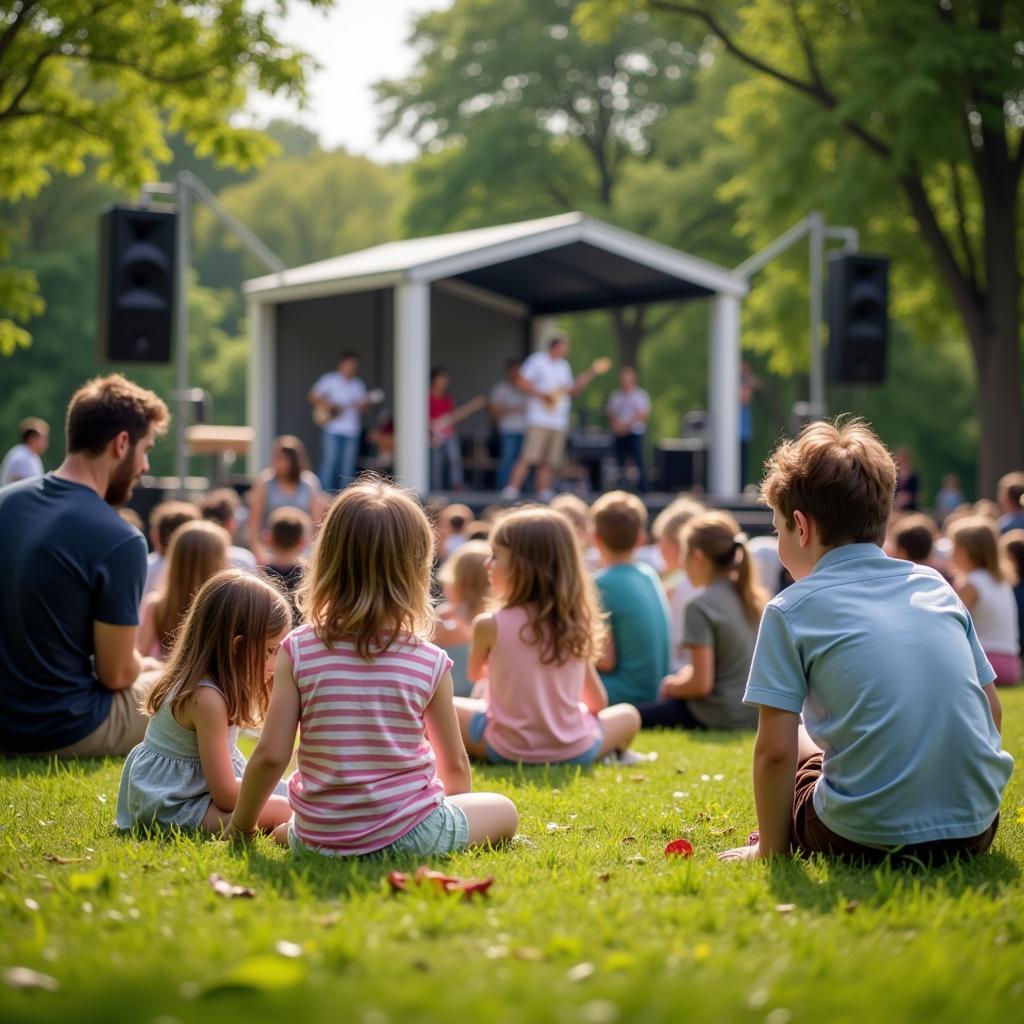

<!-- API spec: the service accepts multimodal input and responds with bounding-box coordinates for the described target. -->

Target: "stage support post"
[531,315,556,351]
[708,293,741,497]
[394,280,431,494]
[246,300,275,476]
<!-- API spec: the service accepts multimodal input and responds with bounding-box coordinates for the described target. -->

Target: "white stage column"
[708,293,741,498]
[246,300,275,475]
[394,281,431,494]
[530,315,556,352]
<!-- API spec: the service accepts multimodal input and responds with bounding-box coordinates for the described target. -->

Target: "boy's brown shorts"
[791,753,998,864]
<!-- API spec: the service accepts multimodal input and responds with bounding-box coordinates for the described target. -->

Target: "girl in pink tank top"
[227,478,517,855]
[453,507,640,764]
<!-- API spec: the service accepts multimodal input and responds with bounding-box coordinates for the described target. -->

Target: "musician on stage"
[607,366,651,493]
[308,351,369,490]
[501,332,608,503]
[429,367,464,491]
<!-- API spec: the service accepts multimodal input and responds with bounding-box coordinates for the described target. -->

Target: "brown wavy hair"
[153,520,230,651]
[299,475,436,658]
[761,417,895,547]
[682,511,769,625]
[145,570,291,728]
[491,507,607,665]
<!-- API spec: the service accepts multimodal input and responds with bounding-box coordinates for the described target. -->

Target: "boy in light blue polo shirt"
[721,420,1012,863]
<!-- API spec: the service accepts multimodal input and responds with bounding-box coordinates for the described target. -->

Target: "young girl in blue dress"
[116,569,292,834]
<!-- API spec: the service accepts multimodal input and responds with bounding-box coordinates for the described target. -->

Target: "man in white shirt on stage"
[501,333,601,503]
[0,418,49,487]
[308,352,369,491]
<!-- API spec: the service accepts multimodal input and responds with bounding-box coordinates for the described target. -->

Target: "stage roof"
[244,212,747,312]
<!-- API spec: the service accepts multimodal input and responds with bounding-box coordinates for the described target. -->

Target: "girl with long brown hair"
[136,520,230,659]
[226,477,517,854]
[638,510,769,731]
[453,506,640,764]
[116,570,293,834]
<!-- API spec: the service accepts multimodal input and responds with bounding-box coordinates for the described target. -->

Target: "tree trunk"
[971,300,1022,499]
[609,306,646,369]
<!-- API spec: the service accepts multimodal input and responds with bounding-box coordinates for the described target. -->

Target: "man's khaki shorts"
[521,426,567,468]
[49,672,160,757]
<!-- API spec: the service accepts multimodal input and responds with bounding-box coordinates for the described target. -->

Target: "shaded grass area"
[2,693,1023,1023]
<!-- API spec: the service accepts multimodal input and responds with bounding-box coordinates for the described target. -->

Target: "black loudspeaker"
[98,205,177,362]
[655,439,705,491]
[827,253,889,384]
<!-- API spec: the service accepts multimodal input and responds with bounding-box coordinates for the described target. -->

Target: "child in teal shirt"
[721,420,1012,863]
[592,491,671,706]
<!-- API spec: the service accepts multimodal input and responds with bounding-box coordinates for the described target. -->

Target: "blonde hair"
[491,507,606,665]
[153,520,230,650]
[652,495,706,544]
[145,570,291,728]
[550,493,593,546]
[439,540,491,621]
[949,515,1015,583]
[299,476,435,658]
[682,511,769,625]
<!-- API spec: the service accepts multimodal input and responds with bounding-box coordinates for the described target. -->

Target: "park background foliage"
[2,0,1022,498]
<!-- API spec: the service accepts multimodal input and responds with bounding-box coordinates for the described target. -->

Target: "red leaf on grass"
[387,871,408,893]
[390,866,494,899]
[664,838,694,858]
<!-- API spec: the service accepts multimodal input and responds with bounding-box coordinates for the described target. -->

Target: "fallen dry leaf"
[845,899,859,913]
[620,835,637,844]
[389,867,494,900]
[629,774,648,783]
[596,871,612,882]
[43,854,85,865]
[546,822,573,833]
[513,946,544,961]
[208,873,255,899]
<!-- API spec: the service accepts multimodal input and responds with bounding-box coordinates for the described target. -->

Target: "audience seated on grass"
[720,419,1013,864]
[550,492,599,570]
[200,488,258,571]
[260,505,311,624]
[226,477,518,855]
[949,516,1021,686]
[0,374,168,758]
[116,570,292,835]
[650,496,706,672]
[136,520,231,661]
[452,507,640,765]
[144,500,201,597]
[433,540,492,697]
[1000,529,1024,660]
[638,511,766,732]
[591,491,671,706]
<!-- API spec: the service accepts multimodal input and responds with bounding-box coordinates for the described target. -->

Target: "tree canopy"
[0,0,330,355]
[580,0,1024,493]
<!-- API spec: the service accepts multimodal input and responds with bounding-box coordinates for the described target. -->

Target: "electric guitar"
[430,394,488,445]
[312,387,385,428]
[542,356,614,409]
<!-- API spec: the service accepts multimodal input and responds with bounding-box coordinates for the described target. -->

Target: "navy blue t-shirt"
[0,474,147,752]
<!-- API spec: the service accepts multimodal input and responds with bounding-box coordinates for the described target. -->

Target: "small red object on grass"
[664,838,694,858]
[387,866,494,899]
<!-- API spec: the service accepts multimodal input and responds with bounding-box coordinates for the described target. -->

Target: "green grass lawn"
[3,693,1024,1024]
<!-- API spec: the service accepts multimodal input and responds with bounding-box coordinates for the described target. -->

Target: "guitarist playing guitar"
[429,367,487,491]
[308,352,377,490]
[501,332,612,502]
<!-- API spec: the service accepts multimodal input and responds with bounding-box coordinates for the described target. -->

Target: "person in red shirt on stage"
[429,367,464,491]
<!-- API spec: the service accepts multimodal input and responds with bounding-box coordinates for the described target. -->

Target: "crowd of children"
[1,376,1015,866]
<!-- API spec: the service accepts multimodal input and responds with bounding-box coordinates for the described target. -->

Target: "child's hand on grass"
[223,821,257,844]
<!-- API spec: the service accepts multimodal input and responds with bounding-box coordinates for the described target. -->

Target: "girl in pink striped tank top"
[227,478,517,856]
[452,507,640,764]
